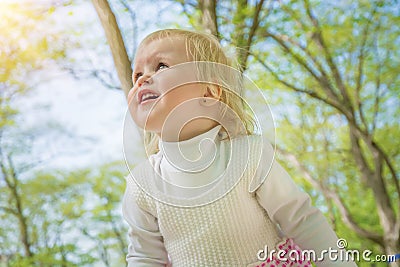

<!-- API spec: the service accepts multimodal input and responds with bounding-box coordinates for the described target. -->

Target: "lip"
[137,88,160,104]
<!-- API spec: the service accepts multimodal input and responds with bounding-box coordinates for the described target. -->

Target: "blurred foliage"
[0,1,127,266]
[0,1,66,129]
[178,0,399,265]
[252,0,399,264]
[1,159,127,266]
[1,0,399,266]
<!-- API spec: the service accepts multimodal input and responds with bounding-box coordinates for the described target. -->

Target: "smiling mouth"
[140,92,160,104]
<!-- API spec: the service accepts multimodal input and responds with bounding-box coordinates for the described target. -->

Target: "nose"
[137,73,153,88]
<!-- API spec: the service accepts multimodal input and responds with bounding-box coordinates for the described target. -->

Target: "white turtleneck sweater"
[122,126,357,267]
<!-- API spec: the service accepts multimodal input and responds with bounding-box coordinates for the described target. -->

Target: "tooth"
[141,93,158,102]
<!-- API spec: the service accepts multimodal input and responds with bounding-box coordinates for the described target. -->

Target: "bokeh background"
[0,0,399,266]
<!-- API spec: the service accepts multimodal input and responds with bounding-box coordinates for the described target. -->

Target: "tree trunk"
[198,0,218,37]
[349,125,399,263]
[92,0,133,98]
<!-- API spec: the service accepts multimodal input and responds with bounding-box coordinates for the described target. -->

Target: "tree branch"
[276,146,384,245]
[241,0,265,71]
[258,15,400,212]
[349,127,373,185]
[119,0,139,59]
[303,0,353,115]
[66,66,122,91]
[350,122,400,202]
[106,206,126,256]
[252,52,348,116]
[1,154,32,257]
[81,227,110,267]
[349,125,397,244]
[232,0,257,71]
[199,0,219,38]
[354,7,377,134]
[0,205,18,215]
[262,30,342,106]
[92,0,133,98]
[92,69,123,90]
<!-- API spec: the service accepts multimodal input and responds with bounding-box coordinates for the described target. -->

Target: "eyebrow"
[133,53,171,72]
[150,53,170,63]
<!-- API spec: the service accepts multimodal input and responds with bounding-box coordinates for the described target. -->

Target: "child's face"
[128,36,218,141]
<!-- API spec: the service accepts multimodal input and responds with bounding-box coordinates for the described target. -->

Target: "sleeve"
[122,178,169,267]
[254,143,357,266]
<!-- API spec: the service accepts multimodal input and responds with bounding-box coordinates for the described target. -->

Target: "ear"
[200,84,222,107]
[204,84,222,100]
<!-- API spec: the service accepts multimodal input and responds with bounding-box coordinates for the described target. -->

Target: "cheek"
[154,66,198,94]
[128,103,142,127]
[127,86,138,105]
[127,84,205,130]
[163,84,205,104]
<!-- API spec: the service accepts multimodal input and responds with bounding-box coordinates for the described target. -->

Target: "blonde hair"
[138,29,255,155]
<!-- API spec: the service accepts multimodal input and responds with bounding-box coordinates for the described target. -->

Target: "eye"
[133,72,142,82]
[156,62,169,71]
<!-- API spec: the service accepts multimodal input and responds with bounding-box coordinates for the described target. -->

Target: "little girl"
[123,29,357,266]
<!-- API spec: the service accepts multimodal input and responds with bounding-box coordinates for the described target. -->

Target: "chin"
[142,122,161,133]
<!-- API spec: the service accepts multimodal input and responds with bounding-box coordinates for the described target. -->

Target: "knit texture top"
[122,126,357,266]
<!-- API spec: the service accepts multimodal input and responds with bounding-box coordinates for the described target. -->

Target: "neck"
[159,119,219,142]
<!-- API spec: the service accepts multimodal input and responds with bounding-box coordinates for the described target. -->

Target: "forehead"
[134,36,187,65]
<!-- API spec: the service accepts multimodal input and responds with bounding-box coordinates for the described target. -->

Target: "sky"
[17,69,128,170]
[6,0,148,172]
[4,0,280,173]
[9,0,192,174]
